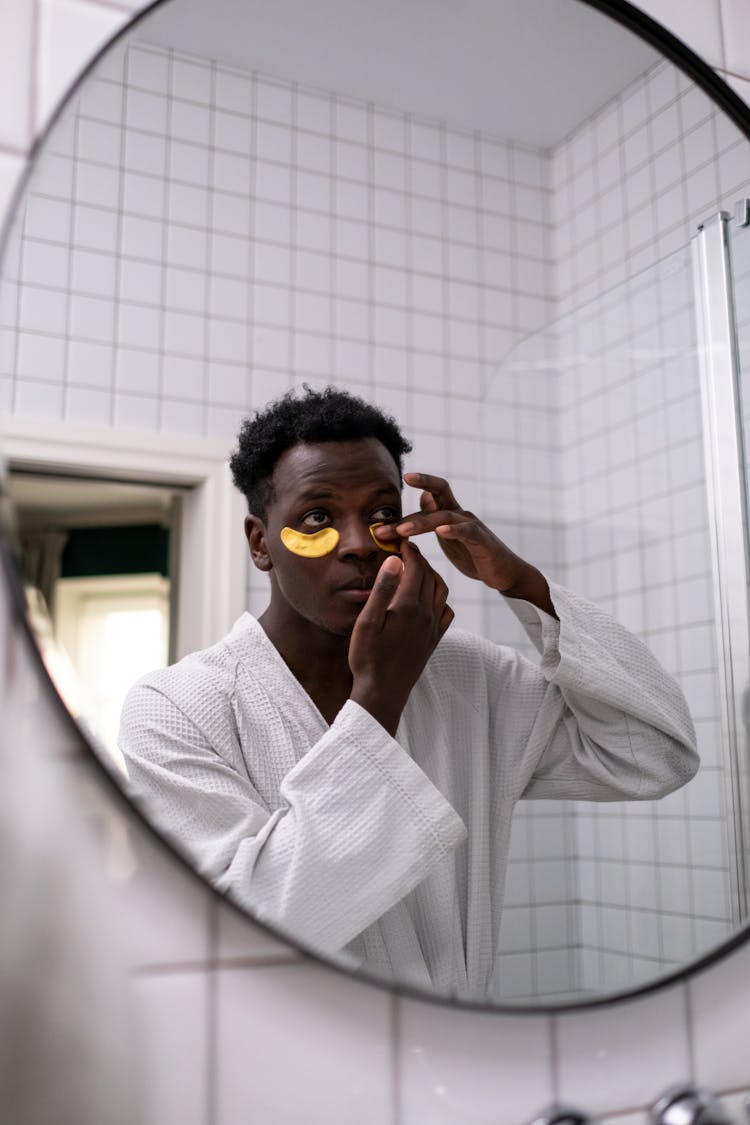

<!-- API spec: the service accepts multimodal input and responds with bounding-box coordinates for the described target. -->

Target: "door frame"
[0,415,248,660]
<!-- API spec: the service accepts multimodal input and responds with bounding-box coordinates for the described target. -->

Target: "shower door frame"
[692,210,750,924]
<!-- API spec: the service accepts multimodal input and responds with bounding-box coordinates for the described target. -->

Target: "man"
[119,385,698,1000]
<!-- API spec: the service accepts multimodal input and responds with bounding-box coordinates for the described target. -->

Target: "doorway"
[7,471,183,768]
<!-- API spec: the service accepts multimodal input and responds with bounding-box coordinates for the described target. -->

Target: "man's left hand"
[373,471,557,617]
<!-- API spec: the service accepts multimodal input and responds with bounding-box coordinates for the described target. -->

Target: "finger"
[432,572,449,610]
[438,602,455,637]
[393,540,425,600]
[390,509,468,538]
[356,554,403,625]
[418,557,449,606]
[435,519,486,544]
[408,546,448,613]
[419,490,439,514]
[403,471,460,510]
[404,544,446,596]
[372,520,406,541]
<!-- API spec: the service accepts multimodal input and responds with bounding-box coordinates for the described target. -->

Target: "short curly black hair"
[229,385,412,518]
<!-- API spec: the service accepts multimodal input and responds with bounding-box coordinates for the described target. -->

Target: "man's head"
[230,385,411,520]
[230,386,413,638]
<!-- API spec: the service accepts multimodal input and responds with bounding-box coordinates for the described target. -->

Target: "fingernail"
[381,556,403,575]
[397,521,414,533]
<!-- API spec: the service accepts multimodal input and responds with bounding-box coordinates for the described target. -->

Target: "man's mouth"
[336,577,376,603]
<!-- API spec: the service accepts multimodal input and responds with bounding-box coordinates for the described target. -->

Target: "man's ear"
[245,515,272,572]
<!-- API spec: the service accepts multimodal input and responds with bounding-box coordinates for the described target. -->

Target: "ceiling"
[135,0,662,149]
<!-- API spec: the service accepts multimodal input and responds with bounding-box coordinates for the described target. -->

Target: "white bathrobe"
[119,581,698,1000]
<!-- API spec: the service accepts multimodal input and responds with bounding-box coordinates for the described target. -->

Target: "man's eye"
[371,507,400,523]
[301,511,329,529]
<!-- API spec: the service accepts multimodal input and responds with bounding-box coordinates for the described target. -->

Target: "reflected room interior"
[1,0,750,1009]
[6,472,179,769]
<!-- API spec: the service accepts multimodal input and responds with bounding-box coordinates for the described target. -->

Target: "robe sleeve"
[119,679,466,953]
[498,581,700,800]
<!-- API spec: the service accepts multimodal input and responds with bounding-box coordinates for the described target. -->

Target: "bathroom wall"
[557,50,750,994]
[491,56,750,1001]
[0,28,555,635]
[554,51,750,993]
[552,246,729,997]
[4,2,750,1125]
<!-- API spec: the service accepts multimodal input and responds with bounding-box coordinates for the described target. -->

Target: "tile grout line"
[206,898,220,1125]
[391,993,402,1125]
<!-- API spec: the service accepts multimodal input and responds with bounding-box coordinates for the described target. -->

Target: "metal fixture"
[734,197,750,227]
[650,1083,735,1125]
[526,1105,597,1125]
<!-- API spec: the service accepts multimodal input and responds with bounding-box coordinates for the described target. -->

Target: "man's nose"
[337,519,378,557]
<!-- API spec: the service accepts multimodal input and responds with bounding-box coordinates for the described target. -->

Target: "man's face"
[248,437,403,637]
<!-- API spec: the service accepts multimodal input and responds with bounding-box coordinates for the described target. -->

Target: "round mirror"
[2,0,750,1011]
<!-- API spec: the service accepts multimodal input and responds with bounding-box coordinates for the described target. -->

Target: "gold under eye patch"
[280,523,401,557]
[280,526,340,557]
[369,522,400,553]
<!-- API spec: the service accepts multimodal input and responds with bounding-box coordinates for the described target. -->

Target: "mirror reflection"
[7,473,178,769]
[1,0,750,1007]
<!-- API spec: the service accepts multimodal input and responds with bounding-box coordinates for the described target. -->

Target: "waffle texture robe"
[119,582,698,1000]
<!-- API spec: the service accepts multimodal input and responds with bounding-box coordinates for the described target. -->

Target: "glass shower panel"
[727,211,750,912]
[483,243,734,1003]
[728,215,750,598]
[693,213,750,927]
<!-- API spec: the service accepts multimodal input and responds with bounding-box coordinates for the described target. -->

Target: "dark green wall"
[61,524,170,578]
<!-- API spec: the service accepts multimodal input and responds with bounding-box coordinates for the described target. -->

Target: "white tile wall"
[37,0,132,131]
[3,3,750,1125]
[486,40,750,1000]
[399,996,554,1124]
[0,0,35,152]
[1,35,557,629]
[130,970,210,1125]
[556,984,692,1115]
[216,962,393,1125]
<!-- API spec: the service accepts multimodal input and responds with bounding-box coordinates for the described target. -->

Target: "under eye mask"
[368,522,400,553]
[279,523,401,557]
[280,526,339,557]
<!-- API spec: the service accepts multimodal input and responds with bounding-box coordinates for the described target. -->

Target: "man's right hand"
[348,542,453,735]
